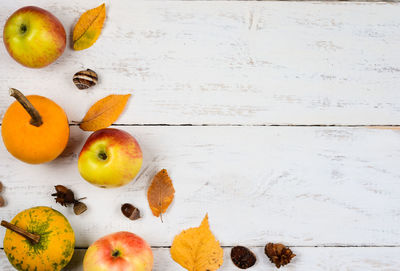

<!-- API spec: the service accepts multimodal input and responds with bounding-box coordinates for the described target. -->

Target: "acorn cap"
[73,202,87,215]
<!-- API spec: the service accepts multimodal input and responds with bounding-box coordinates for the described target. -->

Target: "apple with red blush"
[3,6,66,68]
[83,231,153,271]
[78,128,143,188]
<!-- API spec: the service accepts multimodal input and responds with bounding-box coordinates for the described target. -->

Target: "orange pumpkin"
[1,88,69,164]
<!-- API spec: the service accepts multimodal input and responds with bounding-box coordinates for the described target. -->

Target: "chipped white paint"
[1,1,400,125]
[1,0,400,270]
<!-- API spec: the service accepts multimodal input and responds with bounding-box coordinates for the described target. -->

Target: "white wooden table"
[1,0,400,270]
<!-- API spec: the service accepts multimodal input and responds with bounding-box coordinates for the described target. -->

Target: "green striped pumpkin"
[3,206,75,271]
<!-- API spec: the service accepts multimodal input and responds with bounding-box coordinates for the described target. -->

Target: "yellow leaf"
[80,94,131,131]
[147,169,175,220]
[171,215,224,271]
[73,3,106,50]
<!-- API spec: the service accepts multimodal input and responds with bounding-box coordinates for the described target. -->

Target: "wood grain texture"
[1,1,400,270]
[2,247,400,271]
[1,126,399,247]
[0,1,400,125]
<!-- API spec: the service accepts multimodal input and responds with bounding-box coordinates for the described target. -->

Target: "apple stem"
[98,151,107,160]
[112,250,121,257]
[20,24,27,34]
[9,88,43,127]
[1,220,40,244]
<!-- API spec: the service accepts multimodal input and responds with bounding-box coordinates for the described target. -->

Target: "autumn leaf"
[73,3,106,50]
[171,214,224,271]
[79,94,131,131]
[147,169,175,221]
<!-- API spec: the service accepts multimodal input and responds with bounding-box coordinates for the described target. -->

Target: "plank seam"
[250,0,400,1]
[108,124,400,128]
[254,0,400,2]
[2,123,400,127]
[1,245,398,250]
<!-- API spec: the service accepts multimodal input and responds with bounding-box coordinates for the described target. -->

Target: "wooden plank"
[1,126,399,247]
[1,1,400,125]
[1,247,400,270]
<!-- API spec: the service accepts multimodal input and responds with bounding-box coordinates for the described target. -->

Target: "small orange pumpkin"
[1,88,69,164]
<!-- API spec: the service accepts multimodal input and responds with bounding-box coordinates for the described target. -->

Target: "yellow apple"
[3,6,66,68]
[78,128,143,188]
[83,231,153,271]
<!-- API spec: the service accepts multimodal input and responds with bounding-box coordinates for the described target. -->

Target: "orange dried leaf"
[147,169,175,219]
[73,3,106,50]
[79,94,131,131]
[170,214,224,271]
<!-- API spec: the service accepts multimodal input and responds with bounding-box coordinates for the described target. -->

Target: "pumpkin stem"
[9,88,43,127]
[1,220,40,244]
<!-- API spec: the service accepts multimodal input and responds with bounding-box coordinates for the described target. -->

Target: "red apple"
[83,231,153,271]
[78,128,143,188]
[3,6,66,68]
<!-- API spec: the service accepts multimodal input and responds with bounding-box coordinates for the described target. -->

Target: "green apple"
[3,6,66,68]
[78,128,143,188]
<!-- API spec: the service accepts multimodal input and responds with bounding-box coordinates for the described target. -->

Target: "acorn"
[121,203,140,220]
[73,69,98,89]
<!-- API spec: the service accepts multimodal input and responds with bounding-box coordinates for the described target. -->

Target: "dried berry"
[121,203,140,220]
[52,185,75,206]
[231,246,256,269]
[0,196,5,207]
[265,243,295,268]
[73,69,98,89]
[73,202,88,215]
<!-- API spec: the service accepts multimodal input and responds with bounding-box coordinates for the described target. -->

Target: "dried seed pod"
[73,69,98,89]
[0,182,3,193]
[121,203,140,220]
[265,243,296,268]
[0,195,4,207]
[52,185,75,206]
[231,246,256,269]
[73,202,87,215]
